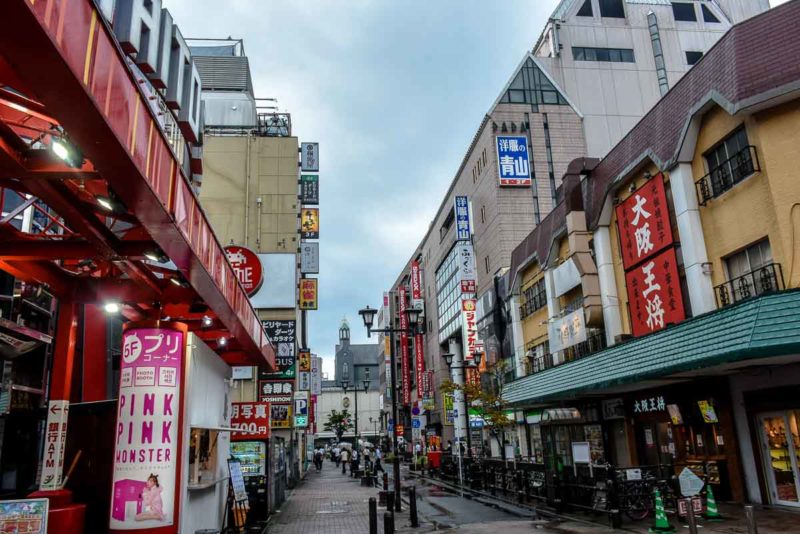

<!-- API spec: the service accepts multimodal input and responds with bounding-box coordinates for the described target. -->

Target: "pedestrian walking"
[314,448,324,472]
[374,447,384,474]
[340,447,349,474]
[350,447,359,476]
[333,445,341,466]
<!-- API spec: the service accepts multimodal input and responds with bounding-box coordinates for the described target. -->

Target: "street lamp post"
[359,303,420,513]
[443,351,483,458]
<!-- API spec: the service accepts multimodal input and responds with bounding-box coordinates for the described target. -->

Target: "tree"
[440,359,514,459]
[323,409,354,441]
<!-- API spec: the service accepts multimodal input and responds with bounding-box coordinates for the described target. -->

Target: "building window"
[701,4,720,23]
[572,47,635,63]
[435,245,462,343]
[699,127,758,203]
[716,239,783,307]
[599,0,625,18]
[648,12,669,96]
[484,256,490,274]
[439,210,454,242]
[543,114,557,203]
[576,0,593,17]
[499,57,568,107]
[520,278,547,318]
[672,2,697,22]
[685,51,703,65]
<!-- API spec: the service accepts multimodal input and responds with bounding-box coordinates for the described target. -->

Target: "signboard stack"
[299,143,320,317]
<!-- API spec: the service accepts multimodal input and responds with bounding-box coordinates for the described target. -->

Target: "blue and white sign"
[496,136,531,186]
[454,196,471,241]
[412,418,422,429]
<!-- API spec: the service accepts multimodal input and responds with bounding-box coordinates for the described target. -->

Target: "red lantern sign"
[224,246,264,296]
[625,247,686,337]
[615,174,673,270]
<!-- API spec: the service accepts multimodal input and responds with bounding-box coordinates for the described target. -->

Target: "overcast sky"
[167,0,787,377]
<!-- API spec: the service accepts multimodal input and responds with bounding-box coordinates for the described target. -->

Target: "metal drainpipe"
[244,133,252,247]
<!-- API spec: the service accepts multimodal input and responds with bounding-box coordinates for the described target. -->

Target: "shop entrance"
[758,411,800,506]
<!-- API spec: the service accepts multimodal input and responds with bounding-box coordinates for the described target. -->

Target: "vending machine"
[229,402,271,522]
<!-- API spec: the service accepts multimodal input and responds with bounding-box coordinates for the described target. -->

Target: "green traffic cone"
[649,489,676,533]
[703,485,724,521]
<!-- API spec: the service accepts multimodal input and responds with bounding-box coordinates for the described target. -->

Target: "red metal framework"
[0,0,274,369]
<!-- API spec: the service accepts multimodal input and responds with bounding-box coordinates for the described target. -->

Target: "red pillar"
[81,304,107,402]
[30,299,86,534]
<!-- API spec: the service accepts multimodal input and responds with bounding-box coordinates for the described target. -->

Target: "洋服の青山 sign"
[496,136,531,186]
[615,174,673,270]
[224,246,264,296]
[231,402,270,441]
[109,323,187,530]
[625,247,685,337]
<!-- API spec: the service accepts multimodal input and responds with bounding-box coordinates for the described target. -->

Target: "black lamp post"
[359,302,420,513]
[442,350,483,458]
[354,368,371,447]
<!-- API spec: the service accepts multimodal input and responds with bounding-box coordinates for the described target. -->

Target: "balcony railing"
[526,329,606,376]
[695,145,759,205]
[715,262,784,308]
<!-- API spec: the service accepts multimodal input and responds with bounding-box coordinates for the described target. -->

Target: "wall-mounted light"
[218,337,227,347]
[144,246,169,263]
[103,302,120,314]
[51,137,83,168]
[202,315,213,328]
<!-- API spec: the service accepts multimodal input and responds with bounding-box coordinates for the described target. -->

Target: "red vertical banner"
[398,286,411,405]
[625,248,686,337]
[615,173,673,270]
[410,261,426,399]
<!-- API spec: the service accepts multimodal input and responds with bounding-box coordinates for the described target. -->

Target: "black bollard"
[383,472,389,490]
[369,497,378,534]
[387,490,395,513]
[409,486,419,528]
[384,511,395,534]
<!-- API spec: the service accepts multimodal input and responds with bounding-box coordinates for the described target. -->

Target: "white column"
[543,269,562,363]
[669,163,716,315]
[509,294,526,378]
[593,226,623,346]
[448,338,467,446]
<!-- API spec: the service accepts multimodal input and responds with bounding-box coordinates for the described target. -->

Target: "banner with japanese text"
[410,261,426,398]
[110,324,186,530]
[231,402,270,441]
[457,243,477,294]
[495,136,531,186]
[299,278,318,310]
[615,174,673,270]
[262,320,296,376]
[625,247,686,337]
[300,208,319,239]
[398,285,411,404]
[454,195,471,240]
[461,299,478,361]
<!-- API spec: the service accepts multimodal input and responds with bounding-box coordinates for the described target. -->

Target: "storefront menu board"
[228,460,248,502]
[0,498,48,533]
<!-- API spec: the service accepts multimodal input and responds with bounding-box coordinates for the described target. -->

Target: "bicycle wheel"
[624,492,651,521]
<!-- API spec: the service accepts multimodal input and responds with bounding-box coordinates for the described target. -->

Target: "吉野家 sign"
[615,174,673,270]
[300,142,319,172]
[110,324,186,530]
[496,136,531,186]
[625,247,685,337]
[259,379,294,403]
[262,320,296,375]
[454,196,471,241]
[224,245,264,297]
[299,279,318,310]
[300,174,319,205]
[230,402,270,441]
[300,242,319,274]
[300,208,319,239]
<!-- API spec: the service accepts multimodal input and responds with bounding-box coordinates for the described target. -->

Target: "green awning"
[504,290,800,406]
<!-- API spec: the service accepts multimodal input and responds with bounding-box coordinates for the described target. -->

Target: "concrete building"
[534,0,769,156]
[504,1,800,505]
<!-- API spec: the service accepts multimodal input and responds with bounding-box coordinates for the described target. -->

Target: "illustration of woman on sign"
[135,474,165,521]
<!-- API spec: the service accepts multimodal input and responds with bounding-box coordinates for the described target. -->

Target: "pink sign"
[110,326,185,531]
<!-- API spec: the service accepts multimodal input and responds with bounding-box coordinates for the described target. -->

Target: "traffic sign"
[412,419,421,429]
[679,467,705,497]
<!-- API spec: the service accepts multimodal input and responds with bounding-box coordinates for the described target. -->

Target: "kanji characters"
[631,194,651,226]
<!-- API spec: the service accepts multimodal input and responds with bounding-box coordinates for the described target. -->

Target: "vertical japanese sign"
[300,242,320,274]
[454,196,471,241]
[414,334,426,400]
[410,261,426,399]
[311,356,322,396]
[410,261,424,312]
[382,292,390,328]
[297,350,311,391]
[300,208,319,239]
[616,174,685,337]
[457,243,477,294]
[615,174,673,270]
[110,324,186,530]
[230,402,271,441]
[299,279,318,310]
[625,248,686,337]
[398,286,411,405]
[461,299,478,362]
[496,136,531,186]
[40,400,69,490]
[262,320,296,377]
[300,142,319,172]
[300,175,319,205]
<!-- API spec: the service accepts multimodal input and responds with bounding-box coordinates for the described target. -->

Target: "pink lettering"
[162,421,171,443]
[129,394,135,416]
[118,394,126,416]
[163,394,173,416]
[116,422,123,444]
[143,393,155,416]
[127,421,133,444]
[141,421,153,444]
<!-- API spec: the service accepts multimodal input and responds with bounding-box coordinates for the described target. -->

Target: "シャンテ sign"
[301,143,319,172]
[496,136,531,186]
[625,247,685,337]
[224,246,264,296]
[110,324,186,530]
[454,196,471,241]
[461,299,478,361]
[231,402,270,441]
[615,174,673,270]
[299,279,318,310]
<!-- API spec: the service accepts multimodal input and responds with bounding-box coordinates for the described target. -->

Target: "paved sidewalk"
[268,464,409,534]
